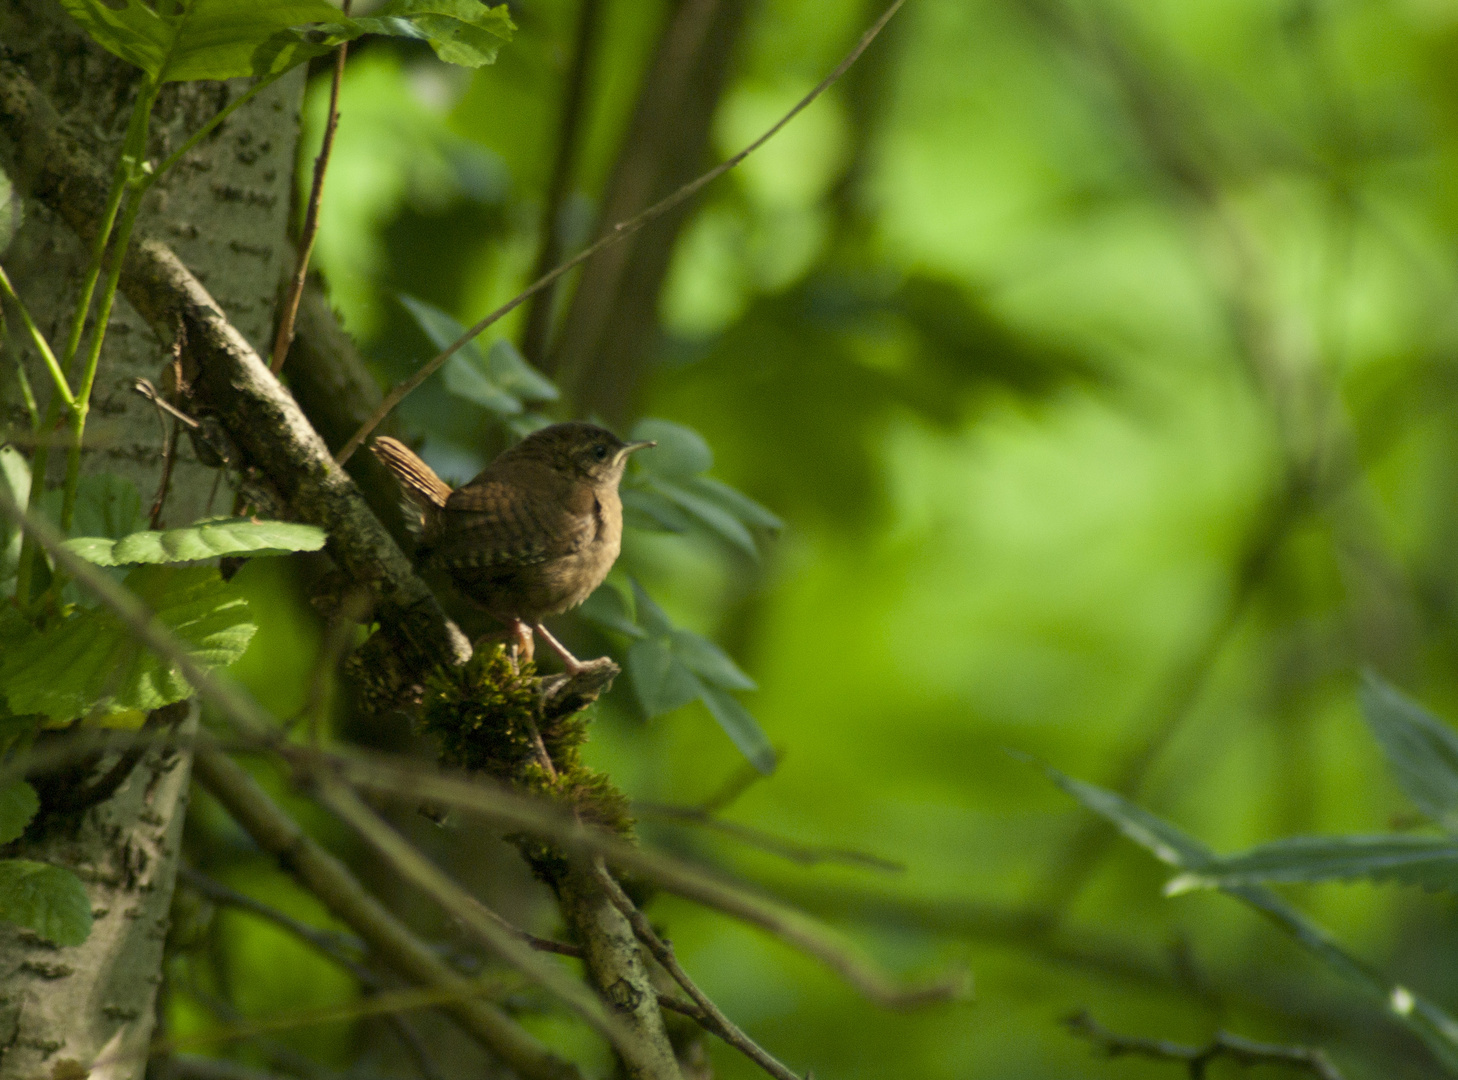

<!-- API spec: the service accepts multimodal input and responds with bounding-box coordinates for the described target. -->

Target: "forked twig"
[1065,1011,1344,1080]
[335,0,908,465]
[595,860,804,1080]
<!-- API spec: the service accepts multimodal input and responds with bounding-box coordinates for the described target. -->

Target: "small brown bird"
[372,422,654,672]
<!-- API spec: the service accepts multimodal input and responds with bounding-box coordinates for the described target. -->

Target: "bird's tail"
[371,437,452,513]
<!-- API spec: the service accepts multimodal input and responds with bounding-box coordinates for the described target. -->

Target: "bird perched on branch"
[372,422,654,673]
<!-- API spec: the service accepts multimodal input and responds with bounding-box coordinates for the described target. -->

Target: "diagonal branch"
[1065,1011,1344,1080]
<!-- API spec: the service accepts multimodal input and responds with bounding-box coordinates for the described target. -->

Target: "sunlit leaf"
[57,0,345,82]
[631,418,713,479]
[353,0,514,68]
[0,860,91,945]
[1169,834,1458,893]
[698,683,776,774]
[486,339,558,403]
[0,566,255,724]
[1361,673,1458,832]
[0,781,39,845]
[627,638,701,717]
[0,445,29,586]
[63,519,326,567]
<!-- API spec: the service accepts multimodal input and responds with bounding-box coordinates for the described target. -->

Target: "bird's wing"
[426,462,598,571]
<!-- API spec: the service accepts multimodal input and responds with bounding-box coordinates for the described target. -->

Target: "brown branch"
[596,861,804,1080]
[519,0,604,366]
[271,3,352,375]
[0,57,470,678]
[190,748,584,1080]
[633,801,905,872]
[335,0,909,465]
[1065,1011,1344,1080]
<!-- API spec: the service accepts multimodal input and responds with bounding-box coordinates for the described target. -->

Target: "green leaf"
[698,683,776,774]
[577,584,647,639]
[627,638,701,717]
[63,518,326,567]
[652,479,758,557]
[57,0,347,82]
[1361,673,1458,832]
[685,475,784,532]
[0,781,39,845]
[37,472,143,544]
[0,445,30,586]
[621,487,692,534]
[1040,762,1214,871]
[631,419,713,479]
[0,566,255,724]
[670,629,756,691]
[485,340,558,403]
[629,579,676,638]
[400,295,524,415]
[0,859,92,945]
[354,0,515,68]
[1172,834,1458,893]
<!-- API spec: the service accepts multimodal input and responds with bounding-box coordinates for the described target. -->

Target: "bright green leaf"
[0,566,255,724]
[1361,673,1458,832]
[0,781,39,845]
[631,419,713,479]
[698,683,776,774]
[0,445,30,586]
[0,859,92,945]
[63,518,326,567]
[355,0,515,68]
[670,629,756,691]
[627,638,701,717]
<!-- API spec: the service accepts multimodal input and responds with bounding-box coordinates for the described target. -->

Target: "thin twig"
[520,0,602,365]
[595,861,804,1080]
[335,0,908,465]
[634,801,904,872]
[1065,1011,1344,1080]
[272,2,352,375]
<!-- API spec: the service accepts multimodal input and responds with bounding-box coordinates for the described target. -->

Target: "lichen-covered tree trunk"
[0,2,302,1074]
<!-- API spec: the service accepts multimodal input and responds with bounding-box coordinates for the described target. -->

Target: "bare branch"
[634,801,904,872]
[1065,1011,1344,1080]
[334,0,909,464]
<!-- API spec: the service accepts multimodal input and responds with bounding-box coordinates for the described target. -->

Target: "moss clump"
[418,645,633,882]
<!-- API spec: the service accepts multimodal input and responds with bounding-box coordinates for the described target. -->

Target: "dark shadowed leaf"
[0,860,91,945]
[627,638,701,717]
[685,475,784,531]
[578,584,646,639]
[0,566,254,724]
[401,295,525,414]
[670,629,756,691]
[64,519,326,567]
[0,781,38,845]
[629,578,676,638]
[622,488,693,533]
[631,419,713,479]
[652,480,758,556]
[1361,673,1458,832]
[486,340,558,403]
[698,683,776,774]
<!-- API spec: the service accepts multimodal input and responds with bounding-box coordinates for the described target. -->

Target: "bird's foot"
[533,621,613,677]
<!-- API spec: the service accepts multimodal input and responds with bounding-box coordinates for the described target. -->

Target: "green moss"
[418,646,633,882]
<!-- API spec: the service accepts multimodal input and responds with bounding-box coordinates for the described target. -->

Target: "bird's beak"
[618,440,656,460]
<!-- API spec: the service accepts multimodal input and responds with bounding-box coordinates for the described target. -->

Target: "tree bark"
[0,2,303,1075]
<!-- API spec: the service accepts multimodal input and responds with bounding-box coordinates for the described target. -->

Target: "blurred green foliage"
[182,0,1458,1076]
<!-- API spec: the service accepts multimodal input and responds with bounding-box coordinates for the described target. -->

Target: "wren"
[372,422,653,672]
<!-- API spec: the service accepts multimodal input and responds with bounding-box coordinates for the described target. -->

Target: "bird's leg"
[533,621,590,676]
[508,617,535,669]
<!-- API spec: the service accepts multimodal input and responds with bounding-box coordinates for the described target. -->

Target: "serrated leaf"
[401,295,524,414]
[64,518,326,567]
[0,859,91,945]
[578,584,646,639]
[621,487,692,533]
[631,419,713,479]
[58,0,346,82]
[670,629,756,691]
[486,339,558,403]
[698,683,775,774]
[1185,834,1458,892]
[0,566,255,724]
[627,638,701,717]
[355,0,514,68]
[0,781,39,845]
[1361,673,1458,832]
[652,479,758,557]
[685,475,784,531]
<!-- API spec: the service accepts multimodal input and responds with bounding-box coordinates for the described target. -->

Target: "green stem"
[0,263,75,410]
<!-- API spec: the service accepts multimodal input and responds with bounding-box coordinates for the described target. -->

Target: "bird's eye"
[592,444,609,461]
